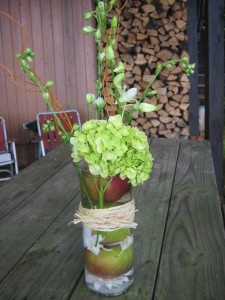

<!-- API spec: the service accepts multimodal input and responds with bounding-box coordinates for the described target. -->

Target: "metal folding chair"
[0,117,19,181]
[33,110,81,159]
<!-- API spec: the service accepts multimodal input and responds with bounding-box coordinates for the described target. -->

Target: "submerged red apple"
[84,244,133,279]
[83,174,130,203]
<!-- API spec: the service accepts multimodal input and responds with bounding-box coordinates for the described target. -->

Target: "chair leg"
[0,169,12,181]
[11,141,19,174]
[40,140,46,157]
[10,163,13,177]
[34,142,40,160]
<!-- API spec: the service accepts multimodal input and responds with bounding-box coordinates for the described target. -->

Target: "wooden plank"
[0,1,19,139]
[3,0,35,166]
[8,0,26,143]
[0,144,71,219]
[61,0,78,111]
[39,0,57,109]
[205,0,224,195]
[69,138,181,299]
[222,204,225,226]
[154,140,225,299]
[186,0,199,136]
[30,0,46,113]
[51,0,67,108]
[0,194,83,299]
[0,5,9,124]
[0,160,79,282]
[71,0,89,123]
[81,0,97,122]
[20,0,39,123]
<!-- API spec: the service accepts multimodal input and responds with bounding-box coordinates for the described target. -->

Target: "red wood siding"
[0,0,96,166]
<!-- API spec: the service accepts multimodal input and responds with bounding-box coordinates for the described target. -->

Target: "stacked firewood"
[106,0,190,138]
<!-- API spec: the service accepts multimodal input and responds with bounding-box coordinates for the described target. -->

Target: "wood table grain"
[0,139,224,300]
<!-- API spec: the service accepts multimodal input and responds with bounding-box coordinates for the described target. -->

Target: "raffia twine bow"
[70,199,138,230]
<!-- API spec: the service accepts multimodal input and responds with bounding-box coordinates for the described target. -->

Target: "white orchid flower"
[95,97,104,109]
[118,235,133,255]
[85,269,133,291]
[83,226,104,255]
[119,87,137,103]
[98,52,105,62]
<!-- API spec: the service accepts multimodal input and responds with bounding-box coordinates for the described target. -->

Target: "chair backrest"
[37,110,81,151]
[0,117,8,152]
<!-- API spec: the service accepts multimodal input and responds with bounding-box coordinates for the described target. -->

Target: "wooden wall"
[0,0,96,166]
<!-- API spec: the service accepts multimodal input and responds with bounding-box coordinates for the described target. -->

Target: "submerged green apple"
[84,244,133,279]
[92,228,132,245]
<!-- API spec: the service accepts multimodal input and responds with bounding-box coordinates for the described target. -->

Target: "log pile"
[106,0,190,138]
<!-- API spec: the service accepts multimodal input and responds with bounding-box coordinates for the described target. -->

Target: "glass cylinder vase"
[83,225,134,296]
[75,164,134,296]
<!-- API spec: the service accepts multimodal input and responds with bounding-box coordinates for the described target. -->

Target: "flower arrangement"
[71,114,152,186]
[1,1,195,296]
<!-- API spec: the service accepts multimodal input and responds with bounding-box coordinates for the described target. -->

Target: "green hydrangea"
[70,115,153,186]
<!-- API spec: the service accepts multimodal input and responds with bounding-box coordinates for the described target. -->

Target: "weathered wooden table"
[0,138,225,300]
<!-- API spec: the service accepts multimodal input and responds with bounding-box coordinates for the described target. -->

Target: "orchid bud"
[29,72,35,80]
[83,26,95,34]
[84,12,92,20]
[27,56,33,63]
[95,97,104,109]
[138,103,157,112]
[98,52,105,62]
[45,80,54,88]
[114,62,125,73]
[43,124,48,132]
[24,64,31,70]
[98,1,105,12]
[111,39,116,47]
[72,124,80,131]
[95,29,101,41]
[42,92,50,101]
[110,0,116,6]
[146,90,157,97]
[24,48,32,55]
[111,16,118,28]
[155,64,163,73]
[113,73,125,89]
[106,45,115,61]
[165,63,172,68]
[182,57,189,63]
[21,59,27,67]
[86,93,95,105]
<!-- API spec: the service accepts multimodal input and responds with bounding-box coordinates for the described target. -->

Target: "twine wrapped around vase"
[70,199,138,230]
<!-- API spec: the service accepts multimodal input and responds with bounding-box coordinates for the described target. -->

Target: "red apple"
[103,175,130,202]
[83,174,131,204]
[84,244,133,279]
[83,175,100,202]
